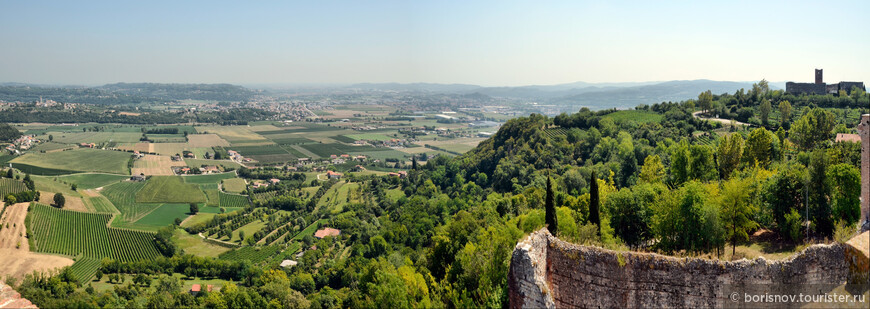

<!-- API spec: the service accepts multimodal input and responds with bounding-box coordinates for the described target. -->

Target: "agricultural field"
[38,191,89,212]
[172,229,231,258]
[30,141,74,152]
[147,134,187,143]
[299,143,385,157]
[230,144,297,163]
[221,178,246,193]
[219,192,250,208]
[133,203,192,227]
[218,245,280,264]
[0,178,27,197]
[55,173,129,189]
[68,258,102,284]
[184,158,242,170]
[132,154,186,175]
[100,181,160,222]
[135,176,207,204]
[37,132,143,144]
[417,137,486,154]
[182,172,237,185]
[344,133,395,141]
[195,126,271,145]
[10,149,132,175]
[186,133,230,147]
[27,203,161,262]
[83,194,119,213]
[601,110,664,124]
[0,203,75,281]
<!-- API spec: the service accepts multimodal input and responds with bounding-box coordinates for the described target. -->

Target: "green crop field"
[133,203,192,227]
[136,176,207,204]
[69,258,102,284]
[0,178,27,197]
[330,135,356,143]
[28,203,161,262]
[602,110,663,124]
[219,192,250,207]
[201,183,220,206]
[9,163,77,176]
[218,245,280,264]
[55,173,129,189]
[231,145,292,156]
[85,196,119,213]
[300,143,385,157]
[10,149,132,175]
[30,142,74,152]
[345,133,396,141]
[184,158,242,170]
[221,178,246,193]
[182,173,237,185]
[41,132,143,144]
[101,181,162,222]
[266,136,316,145]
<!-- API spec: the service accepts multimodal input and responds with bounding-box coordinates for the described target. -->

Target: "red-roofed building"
[314,227,341,239]
[269,178,280,184]
[326,171,343,179]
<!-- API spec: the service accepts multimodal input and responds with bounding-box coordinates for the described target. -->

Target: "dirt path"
[692,111,751,127]
[198,232,238,246]
[0,203,74,281]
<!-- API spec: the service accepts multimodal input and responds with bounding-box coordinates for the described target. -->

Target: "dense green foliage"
[0,122,22,142]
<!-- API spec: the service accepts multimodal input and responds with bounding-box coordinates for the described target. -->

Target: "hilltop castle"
[786,69,865,95]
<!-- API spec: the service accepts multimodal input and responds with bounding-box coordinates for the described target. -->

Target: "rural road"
[692,111,751,127]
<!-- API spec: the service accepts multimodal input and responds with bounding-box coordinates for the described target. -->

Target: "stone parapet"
[508,228,870,308]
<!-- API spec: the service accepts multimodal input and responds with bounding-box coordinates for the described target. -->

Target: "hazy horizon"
[2,0,868,86]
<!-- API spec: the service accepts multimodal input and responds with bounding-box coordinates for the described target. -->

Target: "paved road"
[692,111,751,127]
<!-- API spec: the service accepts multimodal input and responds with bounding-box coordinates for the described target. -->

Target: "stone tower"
[860,114,870,230]
[815,69,824,84]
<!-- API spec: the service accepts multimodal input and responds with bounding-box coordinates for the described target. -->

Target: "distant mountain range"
[2,79,777,110]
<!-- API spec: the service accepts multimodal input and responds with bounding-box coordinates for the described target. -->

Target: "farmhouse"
[200,165,220,174]
[326,171,343,179]
[314,227,341,239]
[189,284,214,295]
[130,173,146,181]
[269,178,280,184]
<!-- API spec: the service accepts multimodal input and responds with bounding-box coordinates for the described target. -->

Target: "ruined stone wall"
[786,82,826,95]
[509,229,868,309]
[860,114,870,229]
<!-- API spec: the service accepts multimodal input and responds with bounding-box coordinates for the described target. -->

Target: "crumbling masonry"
[860,114,869,230]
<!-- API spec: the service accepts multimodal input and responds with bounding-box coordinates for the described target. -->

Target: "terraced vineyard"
[0,178,27,196]
[219,192,249,207]
[218,245,281,264]
[101,181,160,222]
[28,203,161,262]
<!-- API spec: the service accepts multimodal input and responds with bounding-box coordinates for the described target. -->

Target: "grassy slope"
[136,176,206,203]
[10,149,132,175]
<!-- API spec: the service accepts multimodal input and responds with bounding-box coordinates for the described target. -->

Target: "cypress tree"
[589,171,600,234]
[545,175,557,235]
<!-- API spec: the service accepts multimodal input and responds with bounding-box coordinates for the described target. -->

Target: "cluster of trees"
[0,122,21,142]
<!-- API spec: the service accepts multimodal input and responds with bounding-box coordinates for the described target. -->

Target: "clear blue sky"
[1,0,868,86]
